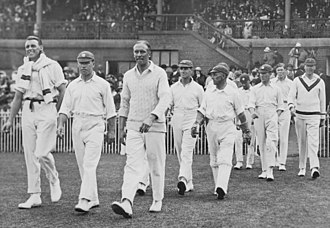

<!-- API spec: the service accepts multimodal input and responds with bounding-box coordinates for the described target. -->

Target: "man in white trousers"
[191,63,251,200]
[288,58,326,178]
[2,35,66,208]
[234,74,255,170]
[57,51,117,212]
[111,40,170,218]
[169,60,204,195]
[248,64,284,181]
[271,63,293,171]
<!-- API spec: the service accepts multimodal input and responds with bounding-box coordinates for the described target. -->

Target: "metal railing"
[1,16,330,40]
[0,110,329,157]
[0,111,208,155]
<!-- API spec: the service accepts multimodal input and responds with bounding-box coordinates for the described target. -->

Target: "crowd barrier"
[0,110,329,157]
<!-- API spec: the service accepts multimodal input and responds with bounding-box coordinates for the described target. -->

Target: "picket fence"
[0,110,329,157]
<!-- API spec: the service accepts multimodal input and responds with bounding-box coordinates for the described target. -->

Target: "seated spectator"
[263,47,276,67]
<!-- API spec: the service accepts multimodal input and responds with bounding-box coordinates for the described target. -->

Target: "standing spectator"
[57,51,116,212]
[273,48,284,66]
[169,60,204,195]
[95,64,105,79]
[193,66,206,88]
[288,58,326,178]
[263,47,276,67]
[288,42,302,70]
[271,64,293,171]
[248,64,284,181]
[2,35,66,209]
[191,63,251,200]
[170,64,180,85]
[111,40,170,218]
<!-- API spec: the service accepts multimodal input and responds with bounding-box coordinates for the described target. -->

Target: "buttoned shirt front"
[170,78,204,130]
[59,72,116,119]
[198,84,244,122]
[238,87,251,109]
[271,77,293,103]
[248,82,284,111]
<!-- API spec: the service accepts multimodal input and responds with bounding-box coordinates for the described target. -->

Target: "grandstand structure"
[0,0,329,156]
[1,0,330,76]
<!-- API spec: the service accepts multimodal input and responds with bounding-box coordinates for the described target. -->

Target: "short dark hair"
[26,35,42,45]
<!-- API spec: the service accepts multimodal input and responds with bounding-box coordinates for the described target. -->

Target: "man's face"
[25,39,42,61]
[276,66,286,80]
[133,43,150,67]
[211,72,227,86]
[77,60,94,76]
[304,65,315,74]
[260,71,270,83]
[179,66,193,79]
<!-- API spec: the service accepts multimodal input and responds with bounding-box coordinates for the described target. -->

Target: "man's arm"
[191,111,204,138]
[56,83,66,112]
[2,91,23,132]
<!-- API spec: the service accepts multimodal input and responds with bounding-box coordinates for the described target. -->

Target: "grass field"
[1,152,330,228]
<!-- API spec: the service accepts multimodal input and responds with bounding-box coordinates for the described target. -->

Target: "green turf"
[1,152,330,228]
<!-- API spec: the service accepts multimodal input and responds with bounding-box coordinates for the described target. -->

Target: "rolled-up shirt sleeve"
[59,84,73,117]
[103,83,117,119]
[197,92,207,116]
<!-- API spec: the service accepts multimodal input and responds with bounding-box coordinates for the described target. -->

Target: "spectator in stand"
[170,64,180,85]
[263,47,276,67]
[193,66,206,88]
[287,64,295,80]
[242,21,253,39]
[274,48,284,66]
[228,66,236,80]
[95,64,105,79]
[295,63,305,78]
[288,42,302,70]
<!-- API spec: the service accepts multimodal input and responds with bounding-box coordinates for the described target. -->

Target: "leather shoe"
[279,164,286,171]
[234,162,243,170]
[258,171,267,179]
[50,179,62,202]
[89,200,99,209]
[298,168,306,177]
[266,168,274,181]
[177,181,186,195]
[75,199,91,213]
[111,200,132,218]
[136,182,147,196]
[311,168,320,179]
[149,200,162,213]
[246,164,252,169]
[185,181,194,192]
[18,194,42,209]
[216,187,226,200]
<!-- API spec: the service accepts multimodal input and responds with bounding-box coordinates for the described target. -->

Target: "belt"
[24,98,57,111]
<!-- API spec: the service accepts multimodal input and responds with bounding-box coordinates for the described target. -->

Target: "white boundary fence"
[0,110,329,157]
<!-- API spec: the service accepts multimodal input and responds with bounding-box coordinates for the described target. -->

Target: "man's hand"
[191,123,199,138]
[242,129,252,145]
[139,114,156,133]
[119,128,127,145]
[2,121,12,133]
[56,125,65,139]
[320,119,325,128]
